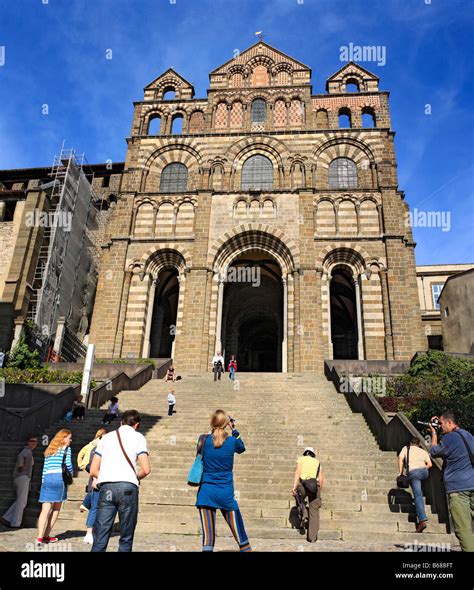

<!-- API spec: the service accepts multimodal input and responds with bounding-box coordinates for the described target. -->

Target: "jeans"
[86,490,100,528]
[91,482,139,552]
[408,468,429,523]
[448,490,474,552]
[229,367,236,381]
[3,475,30,527]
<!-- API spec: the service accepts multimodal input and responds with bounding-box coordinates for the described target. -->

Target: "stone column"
[282,276,288,373]
[53,317,66,358]
[214,277,225,354]
[379,268,395,360]
[0,201,5,221]
[142,276,157,358]
[355,275,365,360]
[11,317,25,351]
[113,270,133,357]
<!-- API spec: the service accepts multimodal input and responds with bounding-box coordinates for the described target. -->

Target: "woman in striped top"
[36,429,73,545]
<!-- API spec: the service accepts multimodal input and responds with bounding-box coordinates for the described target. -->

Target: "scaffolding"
[26,144,99,360]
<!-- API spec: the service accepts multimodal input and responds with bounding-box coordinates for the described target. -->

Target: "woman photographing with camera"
[194,410,251,552]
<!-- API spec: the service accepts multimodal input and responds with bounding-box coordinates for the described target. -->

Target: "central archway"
[330,265,358,359]
[221,250,283,372]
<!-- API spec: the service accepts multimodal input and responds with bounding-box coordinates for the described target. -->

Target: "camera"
[228,415,236,426]
[417,418,440,429]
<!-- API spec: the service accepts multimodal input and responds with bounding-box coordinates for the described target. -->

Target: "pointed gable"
[144,68,195,100]
[326,62,379,93]
[209,41,312,90]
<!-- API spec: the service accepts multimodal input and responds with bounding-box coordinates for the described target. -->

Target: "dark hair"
[303,450,316,458]
[110,397,119,404]
[440,411,458,424]
[122,409,141,427]
[409,438,421,447]
[27,436,38,442]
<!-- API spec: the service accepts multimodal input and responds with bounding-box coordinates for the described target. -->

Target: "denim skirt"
[39,472,67,503]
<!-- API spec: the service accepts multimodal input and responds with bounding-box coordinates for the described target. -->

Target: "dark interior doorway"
[221,250,282,372]
[149,268,179,358]
[330,266,359,359]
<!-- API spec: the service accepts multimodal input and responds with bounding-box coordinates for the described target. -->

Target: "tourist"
[227,355,237,381]
[90,409,151,552]
[101,396,119,425]
[77,428,107,543]
[212,352,224,382]
[167,389,176,417]
[36,429,73,545]
[398,438,432,532]
[1,436,38,528]
[429,412,474,552]
[164,364,177,382]
[195,410,251,552]
[72,395,86,420]
[291,447,324,543]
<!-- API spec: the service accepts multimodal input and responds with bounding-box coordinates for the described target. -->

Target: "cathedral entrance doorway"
[330,265,359,359]
[149,268,179,358]
[221,250,283,372]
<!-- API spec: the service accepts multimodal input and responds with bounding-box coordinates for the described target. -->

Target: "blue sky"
[0,0,473,264]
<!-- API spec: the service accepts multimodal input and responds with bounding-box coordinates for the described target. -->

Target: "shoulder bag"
[452,430,474,467]
[396,445,410,488]
[187,434,208,487]
[61,449,73,486]
[302,462,321,496]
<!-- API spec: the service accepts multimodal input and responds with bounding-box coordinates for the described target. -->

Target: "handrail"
[324,360,450,526]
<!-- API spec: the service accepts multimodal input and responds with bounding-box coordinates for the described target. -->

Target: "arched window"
[251,99,266,124]
[170,114,184,134]
[160,163,188,193]
[362,107,376,128]
[241,155,273,190]
[328,158,358,189]
[345,78,360,92]
[338,107,352,128]
[148,115,161,135]
[163,87,176,100]
[315,109,329,129]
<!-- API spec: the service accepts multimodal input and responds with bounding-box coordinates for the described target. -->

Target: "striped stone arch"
[317,243,372,276]
[314,136,376,165]
[141,141,203,192]
[225,135,290,164]
[129,244,191,276]
[209,224,299,275]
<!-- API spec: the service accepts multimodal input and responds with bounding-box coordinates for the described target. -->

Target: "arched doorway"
[330,266,359,359]
[149,268,179,358]
[221,250,283,372]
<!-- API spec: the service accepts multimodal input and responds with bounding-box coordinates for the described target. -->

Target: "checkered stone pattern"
[274,100,287,128]
[230,102,243,128]
[214,102,228,128]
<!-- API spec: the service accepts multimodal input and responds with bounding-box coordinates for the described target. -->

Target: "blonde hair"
[211,409,229,448]
[94,427,107,440]
[44,429,72,457]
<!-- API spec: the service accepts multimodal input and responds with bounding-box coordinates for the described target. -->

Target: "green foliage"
[0,367,96,388]
[7,337,40,369]
[385,351,474,432]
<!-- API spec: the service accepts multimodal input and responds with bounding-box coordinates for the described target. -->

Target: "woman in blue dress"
[195,409,251,552]
[36,429,73,545]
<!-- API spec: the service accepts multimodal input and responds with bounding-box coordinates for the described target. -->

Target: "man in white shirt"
[212,351,224,382]
[90,409,151,552]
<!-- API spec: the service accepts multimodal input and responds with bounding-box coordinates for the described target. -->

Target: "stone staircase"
[0,373,458,546]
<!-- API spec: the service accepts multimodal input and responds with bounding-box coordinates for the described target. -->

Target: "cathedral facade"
[86,41,425,372]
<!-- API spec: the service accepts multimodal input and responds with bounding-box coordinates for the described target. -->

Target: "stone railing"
[0,383,80,441]
[324,360,450,527]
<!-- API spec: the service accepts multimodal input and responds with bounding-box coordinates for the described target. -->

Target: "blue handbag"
[187,434,208,487]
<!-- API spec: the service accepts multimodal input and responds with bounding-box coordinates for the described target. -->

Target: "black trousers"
[168,404,175,416]
[73,406,85,419]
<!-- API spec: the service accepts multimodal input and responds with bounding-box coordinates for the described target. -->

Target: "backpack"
[77,442,95,471]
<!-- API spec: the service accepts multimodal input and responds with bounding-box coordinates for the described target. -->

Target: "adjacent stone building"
[438,269,474,354]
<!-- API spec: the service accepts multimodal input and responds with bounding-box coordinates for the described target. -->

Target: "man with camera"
[428,412,474,552]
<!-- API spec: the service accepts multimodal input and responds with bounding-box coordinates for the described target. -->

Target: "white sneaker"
[83,533,94,544]
[79,504,89,513]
